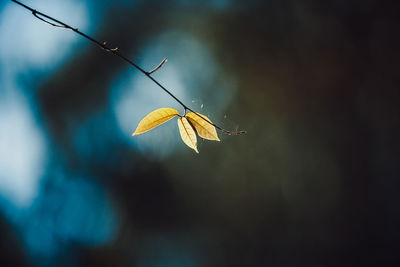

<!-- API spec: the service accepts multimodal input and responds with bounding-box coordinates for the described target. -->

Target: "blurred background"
[1,0,399,266]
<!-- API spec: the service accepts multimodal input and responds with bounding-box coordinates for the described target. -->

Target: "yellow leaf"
[186,112,220,141]
[177,116,198,153]
[132,108,179,136]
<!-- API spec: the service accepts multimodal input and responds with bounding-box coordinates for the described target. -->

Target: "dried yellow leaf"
[132,108,179,136]
[186,112,220,141]
[177,116,198,153]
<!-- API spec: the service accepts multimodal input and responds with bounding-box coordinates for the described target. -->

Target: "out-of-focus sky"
[1,0,399,266]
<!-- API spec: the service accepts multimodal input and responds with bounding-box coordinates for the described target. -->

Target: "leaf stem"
[10,0,246,135]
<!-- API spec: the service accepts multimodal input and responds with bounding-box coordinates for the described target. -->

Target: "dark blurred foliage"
[1,0,400,266]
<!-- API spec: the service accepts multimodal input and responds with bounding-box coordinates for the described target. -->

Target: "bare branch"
[10,0,246,136]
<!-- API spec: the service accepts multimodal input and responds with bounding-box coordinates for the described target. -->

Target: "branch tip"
[148,58,167,74]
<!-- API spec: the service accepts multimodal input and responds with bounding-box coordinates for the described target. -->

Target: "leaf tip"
[132,130,140,136]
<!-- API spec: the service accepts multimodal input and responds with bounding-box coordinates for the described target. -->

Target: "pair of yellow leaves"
[132,108,220,153]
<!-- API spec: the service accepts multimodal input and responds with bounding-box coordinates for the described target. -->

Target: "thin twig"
[148,58,167,74]
[11,0,246,135]
[32,11,67,28]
